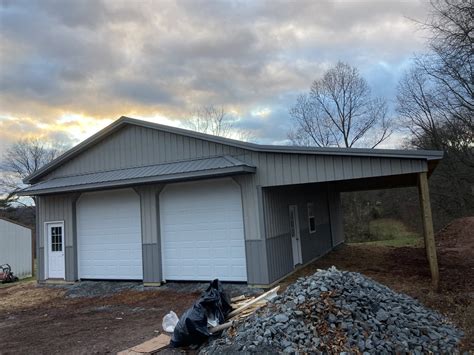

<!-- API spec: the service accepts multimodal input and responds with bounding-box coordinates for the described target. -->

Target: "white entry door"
[47,222,65,279]
[289,205,303,266]
[160,178,247,281]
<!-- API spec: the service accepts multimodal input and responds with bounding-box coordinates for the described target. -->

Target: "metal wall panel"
[46,126,248,180]
[263,183,334,284]
[65,246,76,281]
[0,219,32,278]
[245,239,269,285]
[232,175,260,240]
[136,185,163,244]
[136,184,164,283]
[42,124,429,189]
[266,233,293,283]
[300,224,332,263]
[37,247,44,281]
[328,186,344,247]
[37,194,79,281]
[142,243,161,283]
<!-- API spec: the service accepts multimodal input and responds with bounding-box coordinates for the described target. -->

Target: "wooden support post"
[418,172,439,290]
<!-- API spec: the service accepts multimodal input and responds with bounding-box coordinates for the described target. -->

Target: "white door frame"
[44,221,65,279]
[289,205,303,266]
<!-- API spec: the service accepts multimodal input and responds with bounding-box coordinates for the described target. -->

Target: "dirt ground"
[1,217,472,354]
[0,284,200,354]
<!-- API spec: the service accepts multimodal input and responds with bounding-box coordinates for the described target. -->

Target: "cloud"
[0,0,430,154]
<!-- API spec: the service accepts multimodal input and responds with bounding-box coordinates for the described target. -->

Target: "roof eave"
[18,165,256,196]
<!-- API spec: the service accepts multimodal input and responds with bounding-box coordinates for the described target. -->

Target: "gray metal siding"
[328,187,344,246]
[142,243,161,283]
[232,175,260,240]
[245,239,269,285]
[46,125,247,180]
[65,246,76,281]
[266,233,293,283]
[247,153,428,187]
[42,125,429,190]
[37,194,79,281]
[263,184,333,284]
[300,224,332,263]
[136,184,164,283]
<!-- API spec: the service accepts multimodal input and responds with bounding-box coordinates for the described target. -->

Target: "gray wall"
[328,186,344,247]
[42,124,429,189]
[36,193,79,282]
[135,184,163,283]
[262,184,334,284]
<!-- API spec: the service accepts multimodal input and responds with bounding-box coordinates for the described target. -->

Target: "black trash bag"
[200,279,232,324]
[171,302,210,347]
[170,279,231,348]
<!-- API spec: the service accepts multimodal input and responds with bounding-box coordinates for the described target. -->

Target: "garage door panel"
[161,178,247,282]
[77,189,143,280]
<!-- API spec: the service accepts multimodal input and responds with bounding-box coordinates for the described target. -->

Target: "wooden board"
[227,286,279,318]
[117,334,170,355]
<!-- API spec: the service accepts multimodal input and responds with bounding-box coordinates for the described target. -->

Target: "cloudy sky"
[0,0,431,155]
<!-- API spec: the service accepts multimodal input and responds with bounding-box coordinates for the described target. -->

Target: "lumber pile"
[209,286,280,333]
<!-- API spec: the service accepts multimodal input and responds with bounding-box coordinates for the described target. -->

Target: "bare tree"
[184,105,234,137]
[398,0,473,167]
[395,0,474,224]
[0,138,63,206]
[184,104,255,141]
[418,0,473,131]
[289,62,392,148]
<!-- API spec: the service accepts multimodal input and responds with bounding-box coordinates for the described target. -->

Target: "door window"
[51,226,63,252]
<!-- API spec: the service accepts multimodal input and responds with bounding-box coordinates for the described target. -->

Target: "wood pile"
[209,286,279,333]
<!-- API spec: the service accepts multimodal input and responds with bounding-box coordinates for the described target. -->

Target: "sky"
[0,0,432,155]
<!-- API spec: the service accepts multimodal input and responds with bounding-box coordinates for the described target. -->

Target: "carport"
[259,156,441,290]
[331,170,440,289]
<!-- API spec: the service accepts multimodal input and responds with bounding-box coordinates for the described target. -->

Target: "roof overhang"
[18,156,256,196]
[23,116,444,184]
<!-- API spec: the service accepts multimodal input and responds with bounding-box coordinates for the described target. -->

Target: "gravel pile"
[201,267,463,353]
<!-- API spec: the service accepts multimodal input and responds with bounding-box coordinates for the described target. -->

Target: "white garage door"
[160,178,247,281]
[77,188,143,280]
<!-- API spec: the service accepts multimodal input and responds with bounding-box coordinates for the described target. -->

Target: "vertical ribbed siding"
[245,239,269,285]
[232,175,260,240]
[266,233,293,283]
[328,186,344,247]
[263,184,334,284]
[35,199,42,281]
[46,125,247,179]
[37,193,79,281]
[135,184,163,283]
[43,124,429,189]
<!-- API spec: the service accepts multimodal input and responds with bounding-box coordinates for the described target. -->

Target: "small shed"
[0,217,33,279]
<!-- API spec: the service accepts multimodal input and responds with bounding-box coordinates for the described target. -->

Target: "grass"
[349,218,422,247]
